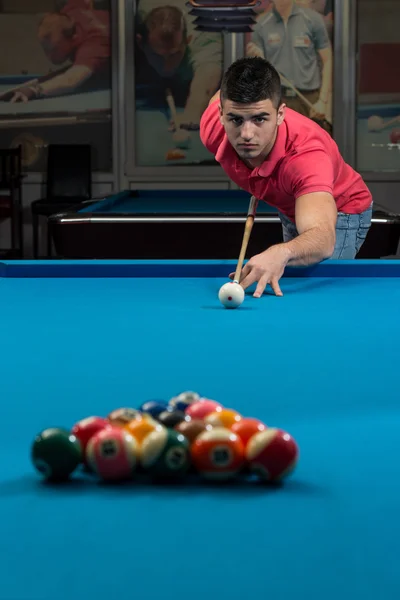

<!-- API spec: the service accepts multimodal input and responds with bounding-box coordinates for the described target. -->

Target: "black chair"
[31,144,91,258]
[0,147,24,258]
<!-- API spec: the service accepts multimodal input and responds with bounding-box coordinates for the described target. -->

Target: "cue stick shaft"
[234,195,258,283]
[166,88,179,127]
[278,71,332,125]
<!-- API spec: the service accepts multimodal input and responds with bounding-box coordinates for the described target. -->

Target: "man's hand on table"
[229,245,291,298]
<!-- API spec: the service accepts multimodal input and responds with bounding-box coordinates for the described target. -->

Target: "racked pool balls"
[175,418,212,444]
[185,399,222,420]
[107,407,142,427]
[231,418,267,448]
[86,426,138,481]
[141,428,191,478]
[191,427,245,480]
[31,427,82,482]
[71,416,111,452]
[246,428,299,482]
[205,408,242,429]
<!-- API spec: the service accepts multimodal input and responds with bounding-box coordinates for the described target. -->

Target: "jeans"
[278,205,373,259]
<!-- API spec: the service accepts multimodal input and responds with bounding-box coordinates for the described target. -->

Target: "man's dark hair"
[220,57,282,109]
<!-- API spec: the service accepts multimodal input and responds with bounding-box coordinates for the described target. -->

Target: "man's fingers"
[270,277,283,297]
[229,262,251,282]
[253,275,268,298]
[240,271,258,291]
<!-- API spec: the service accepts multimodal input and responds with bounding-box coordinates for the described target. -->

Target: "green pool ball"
[140,428,191,479]
[31,427,83,482]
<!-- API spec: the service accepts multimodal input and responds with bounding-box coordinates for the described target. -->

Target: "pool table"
[49,189,400,259]
[357,102,400,172]
[1,258,400,600]
[0,75,111,129]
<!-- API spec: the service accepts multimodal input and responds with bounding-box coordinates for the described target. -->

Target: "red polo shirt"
[61,0,110,72]
[200,99,372,221]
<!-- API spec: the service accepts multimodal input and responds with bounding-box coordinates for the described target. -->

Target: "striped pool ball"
[191,427,245,480]
[141,428,191,478]
[246,428,299,482]
[71,416,112,453]
[231,418,267,448]
[107,407,143,427]
[31,427,82,482]
[185,399,222,420]
[124,418,164,446]
[86,427,138,481]
[205,408,242,429]
[169,390,201,411]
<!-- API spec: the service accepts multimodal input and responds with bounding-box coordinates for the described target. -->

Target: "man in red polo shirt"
[200,57,372,297]
[1,0,110,103]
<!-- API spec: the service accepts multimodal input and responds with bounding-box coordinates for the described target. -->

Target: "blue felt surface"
[78,189,279,215]
[0,264,400,600]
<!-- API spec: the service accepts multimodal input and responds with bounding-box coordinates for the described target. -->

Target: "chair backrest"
[46,144,92,201]
[0,147,22,191]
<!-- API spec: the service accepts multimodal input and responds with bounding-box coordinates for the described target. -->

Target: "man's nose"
[240,122,255,141]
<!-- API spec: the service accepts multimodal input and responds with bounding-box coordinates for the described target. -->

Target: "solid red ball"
[185,399,222,420]
[246,428,299,482]
[231,418,267,448]
[71,416,111,451]
[390,128,400,144]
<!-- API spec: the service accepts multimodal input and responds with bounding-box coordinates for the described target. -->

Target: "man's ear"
[277,103,286,125]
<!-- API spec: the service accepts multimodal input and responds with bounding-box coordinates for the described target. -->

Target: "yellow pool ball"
[205,408,242,429]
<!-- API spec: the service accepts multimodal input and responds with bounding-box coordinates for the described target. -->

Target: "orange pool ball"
[231,418,267,448]
[124,418,163,445]
[205,408,242,429]
[246,428,299,482]
[191,427,245,480]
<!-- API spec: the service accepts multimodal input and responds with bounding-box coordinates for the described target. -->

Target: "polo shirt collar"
[273,2,300,20]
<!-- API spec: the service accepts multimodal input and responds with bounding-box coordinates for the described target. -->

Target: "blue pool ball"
[169,390,201,411]
[140,400,168,419]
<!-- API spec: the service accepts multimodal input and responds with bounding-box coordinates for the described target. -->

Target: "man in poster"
[0,0,110,103]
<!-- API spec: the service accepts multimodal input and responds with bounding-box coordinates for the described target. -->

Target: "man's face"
[220,99,285,164]
[142,29,187,77]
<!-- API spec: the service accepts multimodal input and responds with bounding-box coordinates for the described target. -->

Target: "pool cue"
[374,115,400,131]
[166,88,178,129]
[0,66,70,101]
[233,195,259,283]
[278,71,332,126]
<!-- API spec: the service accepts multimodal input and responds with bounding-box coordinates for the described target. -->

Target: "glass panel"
[134,0,223,166]
[356,0,400,173]
[245,0,334,135]
[0,0,112,172]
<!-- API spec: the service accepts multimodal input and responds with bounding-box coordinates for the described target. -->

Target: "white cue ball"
[218,282,245,309]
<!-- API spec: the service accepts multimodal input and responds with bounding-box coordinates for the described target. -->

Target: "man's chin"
[236,147,260,159]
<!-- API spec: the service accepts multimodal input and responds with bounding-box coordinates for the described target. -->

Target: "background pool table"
[357,103,400,172]
[1,258,400,600]
[50,189,400,259]
[0,75,111,128]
